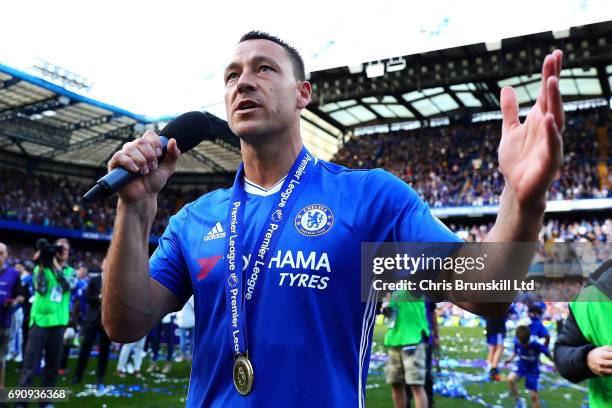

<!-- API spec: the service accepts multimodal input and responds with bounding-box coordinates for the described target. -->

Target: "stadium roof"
[0,63,240,173]
[307,20,612,132]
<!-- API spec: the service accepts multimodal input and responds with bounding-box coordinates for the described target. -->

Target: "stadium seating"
[333,107,611,206]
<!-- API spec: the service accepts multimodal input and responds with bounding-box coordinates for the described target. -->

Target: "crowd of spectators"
[453,217,610,273]
[0,107,609,237]
[0,168,220,236]
[333,108,611,206]
[530,280,584,303]
[451,217,611,243]
[446,217,609,315]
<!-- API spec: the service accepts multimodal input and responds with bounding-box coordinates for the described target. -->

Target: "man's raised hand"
[497,50,564,208]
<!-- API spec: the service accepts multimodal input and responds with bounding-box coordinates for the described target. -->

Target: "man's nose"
[236,70,257,93]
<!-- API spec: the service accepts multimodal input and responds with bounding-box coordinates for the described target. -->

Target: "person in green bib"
[383,291,430,408]
[17,238,76,405]
[554,260,612,408]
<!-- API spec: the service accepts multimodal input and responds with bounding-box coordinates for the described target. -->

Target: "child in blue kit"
[505,325,553,408]
[528,302,550,347]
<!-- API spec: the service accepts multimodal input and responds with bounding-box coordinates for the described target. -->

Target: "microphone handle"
[82,136,169,203]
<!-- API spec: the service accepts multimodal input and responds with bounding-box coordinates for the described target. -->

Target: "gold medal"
[233,355,254,395]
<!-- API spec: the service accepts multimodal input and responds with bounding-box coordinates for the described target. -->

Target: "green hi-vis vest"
[570,283,612,408]
[384,291,430,347]
[30,265,74,328]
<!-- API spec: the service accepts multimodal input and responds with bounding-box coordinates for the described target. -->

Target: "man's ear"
[296,81,312,109]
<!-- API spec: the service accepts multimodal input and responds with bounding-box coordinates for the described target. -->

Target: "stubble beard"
[234,114,287,148]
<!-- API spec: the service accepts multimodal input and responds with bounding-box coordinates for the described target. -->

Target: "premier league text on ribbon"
[245,153,312,300]
[228,200,242,354]
[223,148,316,395]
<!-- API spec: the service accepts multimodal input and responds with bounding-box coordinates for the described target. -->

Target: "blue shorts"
[486,333,504,346]
[516,370,539,391]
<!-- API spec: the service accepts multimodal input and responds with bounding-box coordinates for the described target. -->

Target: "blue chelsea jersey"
[150,159,461,408]
[514,339,551,374]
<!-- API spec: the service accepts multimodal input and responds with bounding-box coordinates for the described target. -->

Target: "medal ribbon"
[223,147,316,359]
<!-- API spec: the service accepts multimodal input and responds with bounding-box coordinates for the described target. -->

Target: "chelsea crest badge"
[295,204,334,236]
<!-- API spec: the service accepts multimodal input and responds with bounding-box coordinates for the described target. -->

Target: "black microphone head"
[159,111,211,153]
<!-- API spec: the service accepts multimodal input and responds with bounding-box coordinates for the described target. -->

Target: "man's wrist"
[499,186,546,236]
[502,186,546,218]
[117,197,157,221]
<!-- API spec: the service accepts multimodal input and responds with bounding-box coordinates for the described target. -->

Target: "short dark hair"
[516,325,531,344]
[239,31,306,81]
[55,238,70,247]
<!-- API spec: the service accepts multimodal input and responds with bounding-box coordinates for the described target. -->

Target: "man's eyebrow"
[224,62,240,74]
[224,55,280,74]
[250,55,279,67]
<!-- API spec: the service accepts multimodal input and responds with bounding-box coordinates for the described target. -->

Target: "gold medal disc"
[233,355,254,395]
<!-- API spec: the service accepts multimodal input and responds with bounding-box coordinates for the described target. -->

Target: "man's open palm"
[498,50,565,206]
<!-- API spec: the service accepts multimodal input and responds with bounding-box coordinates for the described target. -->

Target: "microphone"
[82,111,211,203]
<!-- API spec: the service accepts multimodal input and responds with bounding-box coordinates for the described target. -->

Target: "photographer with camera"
[17,238,76,406]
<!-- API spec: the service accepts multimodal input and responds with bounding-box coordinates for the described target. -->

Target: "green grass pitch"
[3,325,586,407]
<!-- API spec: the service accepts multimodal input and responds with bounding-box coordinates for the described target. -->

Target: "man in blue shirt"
[102,32,565,407]
[505,325,553,408]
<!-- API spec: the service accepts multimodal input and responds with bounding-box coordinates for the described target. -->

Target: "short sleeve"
[364,169,462,244]
[150,206,192,306]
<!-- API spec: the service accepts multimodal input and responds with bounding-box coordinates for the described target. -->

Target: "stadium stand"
[333,107,611,207]
[0,166,220,236]
[1,108,609,237]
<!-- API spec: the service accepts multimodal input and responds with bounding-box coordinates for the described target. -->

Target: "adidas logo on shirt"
[204,222,227,241]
